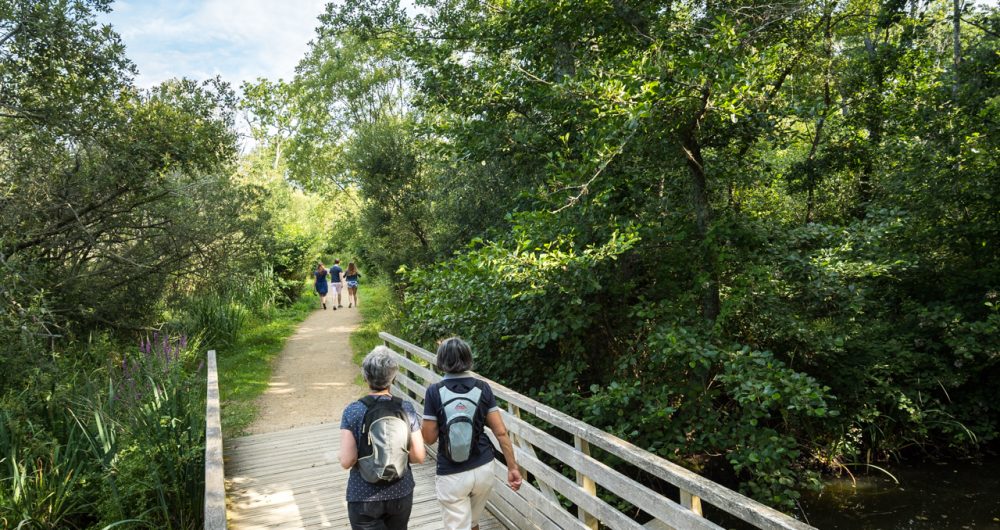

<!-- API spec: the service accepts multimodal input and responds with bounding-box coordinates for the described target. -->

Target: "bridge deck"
[225,422,507,529]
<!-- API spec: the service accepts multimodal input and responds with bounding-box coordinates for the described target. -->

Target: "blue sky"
[99,0,328,90]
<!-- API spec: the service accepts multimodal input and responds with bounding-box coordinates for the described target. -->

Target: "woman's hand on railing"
[507,467,522,491]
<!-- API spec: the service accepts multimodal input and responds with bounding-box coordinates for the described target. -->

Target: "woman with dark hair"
[422,337,522,530]
[340,346,426,529]
[312,262,330,309]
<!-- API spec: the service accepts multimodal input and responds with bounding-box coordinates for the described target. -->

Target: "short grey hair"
[362,346,398,391]
[436,337,473,374]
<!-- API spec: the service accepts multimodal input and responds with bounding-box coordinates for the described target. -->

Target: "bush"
[78,333,206,529]
[181,295,249,348]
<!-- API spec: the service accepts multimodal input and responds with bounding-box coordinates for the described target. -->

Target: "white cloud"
[101,0,328,89]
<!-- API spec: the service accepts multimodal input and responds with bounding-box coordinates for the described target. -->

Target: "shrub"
[77,333,206,529]
[182,295,249,348]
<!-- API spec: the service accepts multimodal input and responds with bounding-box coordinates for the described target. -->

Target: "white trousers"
[435,462,495,530]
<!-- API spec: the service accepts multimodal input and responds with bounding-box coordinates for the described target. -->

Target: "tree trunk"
[858,36,883,218]
[953,0,961,101]
[680,125,721,322]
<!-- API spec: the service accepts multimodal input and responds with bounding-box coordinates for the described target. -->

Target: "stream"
[800,458,1000,529]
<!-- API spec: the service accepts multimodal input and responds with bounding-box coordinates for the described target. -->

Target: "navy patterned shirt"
[340,396,421,502]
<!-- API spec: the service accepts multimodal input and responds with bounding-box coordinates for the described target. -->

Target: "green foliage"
[403,224,638,390]
[180,296,250,349]
[349,279,402,367]
[0,2,336,525]
[0,416,92,530]
[75,335,205,529]
[312,0,1000,512]
[0,334,204,529]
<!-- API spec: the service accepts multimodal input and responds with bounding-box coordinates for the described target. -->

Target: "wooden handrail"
[205,350,227,530]
[380,332,815,530]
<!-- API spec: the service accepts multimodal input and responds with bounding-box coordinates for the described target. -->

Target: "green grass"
[216,288,315,438]
[349,279,402,372]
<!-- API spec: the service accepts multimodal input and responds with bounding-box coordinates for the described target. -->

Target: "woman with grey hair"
[340,346,426,530]
[422,337,522,530]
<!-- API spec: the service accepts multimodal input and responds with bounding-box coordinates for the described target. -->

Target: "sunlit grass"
[349,279,402,374]
[216,286,315,438]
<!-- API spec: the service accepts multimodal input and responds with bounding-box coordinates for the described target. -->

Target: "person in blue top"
[329,258,345,309]
[422,337,522,530]
[340,346,426,530]
[312,262,330,310]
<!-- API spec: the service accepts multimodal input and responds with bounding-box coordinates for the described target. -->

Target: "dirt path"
[246,295,366,435]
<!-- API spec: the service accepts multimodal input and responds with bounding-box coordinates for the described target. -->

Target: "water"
[801,459,1000,529]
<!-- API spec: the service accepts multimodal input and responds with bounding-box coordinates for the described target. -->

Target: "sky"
[98,0,329,90]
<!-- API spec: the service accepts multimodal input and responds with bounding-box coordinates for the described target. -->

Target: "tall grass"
[349,279,401,365]
[230,267,279,318]
[0,275,311,527]
[76,333,205,529]
[183,295,249,348]
[0,413,90,529]
[0,334,205,529]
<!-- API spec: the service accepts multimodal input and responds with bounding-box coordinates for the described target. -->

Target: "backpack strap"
[359,396,376,435]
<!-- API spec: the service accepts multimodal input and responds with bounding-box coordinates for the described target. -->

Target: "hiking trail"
[246,297,365,435]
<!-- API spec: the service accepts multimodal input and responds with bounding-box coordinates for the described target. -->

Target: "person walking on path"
[330,258,345,309]
[345,262,361,308]
[340,347,426,530]
[312,262,330,310]
[422,337,522,530]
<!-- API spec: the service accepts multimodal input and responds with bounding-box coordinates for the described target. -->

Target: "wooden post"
[204,350,227,530]
[403,347,417,400]
[507,404,528,479]
[680,489,704,516]
[574,435,599,529]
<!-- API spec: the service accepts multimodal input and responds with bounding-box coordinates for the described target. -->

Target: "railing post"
[403,346,417,400]
[205,350,227,530]
[574,435,599,529]
[680,489,704,516]
[507,404,527,479]
[507,403,558,502]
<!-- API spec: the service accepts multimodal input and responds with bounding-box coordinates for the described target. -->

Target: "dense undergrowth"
[0,271,326,528]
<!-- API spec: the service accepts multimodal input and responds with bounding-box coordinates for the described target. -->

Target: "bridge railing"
[204,349,227,530]
[379,332,815,530]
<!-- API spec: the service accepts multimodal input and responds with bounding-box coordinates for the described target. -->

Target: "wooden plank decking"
[225,422,508,529]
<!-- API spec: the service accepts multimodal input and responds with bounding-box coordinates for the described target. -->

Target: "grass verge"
[349,279,401,369]
[217,288,315,438]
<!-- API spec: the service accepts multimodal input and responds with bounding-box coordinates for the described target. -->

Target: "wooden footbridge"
[204,333,817,530]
